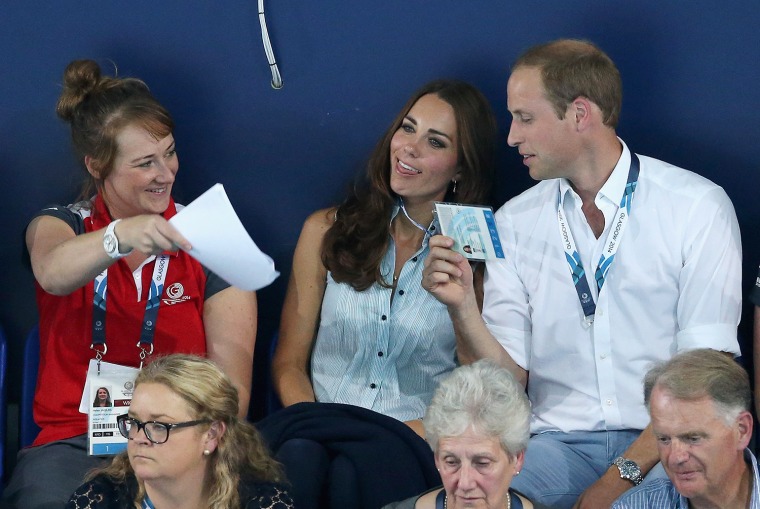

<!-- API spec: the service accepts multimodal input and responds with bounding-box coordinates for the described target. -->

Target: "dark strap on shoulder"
[511,489,524,509]
[34,204,87,235]
[432,489,521,509]
[435,489,446,509]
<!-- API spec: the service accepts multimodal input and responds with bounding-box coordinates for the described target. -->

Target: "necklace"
[443,492,511,509]
[398,198,429,234]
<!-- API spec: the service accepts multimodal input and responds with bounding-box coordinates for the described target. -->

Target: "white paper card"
[169,184,279,291]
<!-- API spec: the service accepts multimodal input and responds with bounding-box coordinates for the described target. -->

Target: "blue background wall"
[1,2,759,428]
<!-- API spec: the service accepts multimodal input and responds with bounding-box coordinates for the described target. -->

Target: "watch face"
[104,235,117,254]
[616,458,642,483]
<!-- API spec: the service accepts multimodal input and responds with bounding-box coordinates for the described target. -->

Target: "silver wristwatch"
[613,456,643,486]
[103,219,131,259]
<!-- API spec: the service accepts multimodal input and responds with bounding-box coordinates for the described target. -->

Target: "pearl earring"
[452,180,457,194]
[203,449,211,456]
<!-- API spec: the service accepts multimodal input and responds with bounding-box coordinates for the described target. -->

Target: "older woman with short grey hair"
[385,360,548,509]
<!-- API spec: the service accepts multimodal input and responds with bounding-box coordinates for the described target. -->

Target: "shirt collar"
[558,138,633,208]
[747,448,760,509]
[390,202,401,224]
[390,201,440,248]
[678,448,760,509]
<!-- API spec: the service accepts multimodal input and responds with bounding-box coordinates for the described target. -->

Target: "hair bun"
[56,59,103,122]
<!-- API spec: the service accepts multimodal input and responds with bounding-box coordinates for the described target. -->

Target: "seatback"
[0,325,7,483]
[20,325,41,449]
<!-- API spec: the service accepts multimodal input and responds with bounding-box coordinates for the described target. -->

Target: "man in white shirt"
[612,349,759,509]
[422,39,741,508]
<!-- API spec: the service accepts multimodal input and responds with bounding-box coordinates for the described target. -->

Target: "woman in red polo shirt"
[3,59,257,509]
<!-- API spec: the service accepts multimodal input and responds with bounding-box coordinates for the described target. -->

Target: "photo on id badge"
[88,371,136,456]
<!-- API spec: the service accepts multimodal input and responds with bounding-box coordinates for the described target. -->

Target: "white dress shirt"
[482,140,742,433]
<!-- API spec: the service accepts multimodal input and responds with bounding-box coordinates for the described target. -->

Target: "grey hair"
[644,348,749,425]
[424,360,530,458]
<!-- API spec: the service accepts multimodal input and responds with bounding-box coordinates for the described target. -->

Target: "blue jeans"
[511,430,642,509]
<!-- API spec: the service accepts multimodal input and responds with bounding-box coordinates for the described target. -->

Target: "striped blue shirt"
[612,449,760,509]
[311,206,457,421]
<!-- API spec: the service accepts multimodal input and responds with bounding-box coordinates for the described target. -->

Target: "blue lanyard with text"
[556,154,640,323]
[91,254,171,371]
[141,495,156,509]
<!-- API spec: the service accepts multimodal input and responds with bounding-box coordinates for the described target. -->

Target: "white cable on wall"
[258,0,283,89]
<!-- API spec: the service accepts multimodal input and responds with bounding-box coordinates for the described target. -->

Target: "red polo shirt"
[32,195,211,446]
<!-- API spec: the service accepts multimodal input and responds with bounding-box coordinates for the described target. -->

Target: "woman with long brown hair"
[270,79,497,508]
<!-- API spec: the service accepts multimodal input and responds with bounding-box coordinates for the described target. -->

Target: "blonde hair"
[90,354,283,508]
[644,348,749,425]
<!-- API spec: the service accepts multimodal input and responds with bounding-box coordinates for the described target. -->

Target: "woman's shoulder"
[240,480,295,509]
[66,475,130,509]
[304,207,338,230]
[29,200,92,235]
[512,487,549,509]
[381,487,442,509]
[295,207,337,249]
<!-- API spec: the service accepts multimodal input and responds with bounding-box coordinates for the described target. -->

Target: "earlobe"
[572,97,592,130]
[514,450,526,472]
[204,421,227,453]
[84,155,101,179]
[736,411,753,448]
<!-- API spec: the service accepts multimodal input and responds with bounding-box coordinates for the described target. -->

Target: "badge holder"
[81,359,139,456]
[434,202,505,261]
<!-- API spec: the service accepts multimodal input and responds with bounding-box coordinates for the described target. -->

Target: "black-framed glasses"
[117,414,210,445]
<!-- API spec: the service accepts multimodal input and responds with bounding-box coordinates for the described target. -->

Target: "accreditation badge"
[434,202,505,261]
[81,359,139,456]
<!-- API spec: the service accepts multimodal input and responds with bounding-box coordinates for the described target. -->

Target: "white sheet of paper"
[169,184,279,291]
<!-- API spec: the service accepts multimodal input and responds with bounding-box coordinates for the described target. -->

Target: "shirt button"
[600,353,607,360]
[606,399,613,406]
[378,351,384,357]
[412,256,418,262]
[381,315,387,321]
[398,290,405,296]
[370,383,377,389]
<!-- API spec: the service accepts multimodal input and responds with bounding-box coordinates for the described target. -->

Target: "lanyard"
[556,154,640,322]
[91,254,171,370]
[141,495,156,509]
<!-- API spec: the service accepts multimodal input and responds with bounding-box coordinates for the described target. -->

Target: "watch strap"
[613,456,643,486]
[103,219,132,259]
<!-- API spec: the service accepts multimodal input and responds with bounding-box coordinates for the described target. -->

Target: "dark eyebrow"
[129,154,153,165]
[403,114,417,123]
[428,128,452,141]
[403,114,453,142]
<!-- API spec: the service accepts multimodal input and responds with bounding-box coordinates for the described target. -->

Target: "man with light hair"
[423,38,742,507]
[613,349,759,508]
